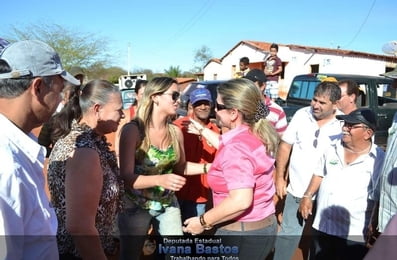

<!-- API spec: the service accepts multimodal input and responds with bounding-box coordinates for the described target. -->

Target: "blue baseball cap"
[190,88,212,105]
[0,40,80,85]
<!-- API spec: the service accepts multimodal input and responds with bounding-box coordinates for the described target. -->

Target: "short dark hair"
[240,57,249,65]
[0,59,34,98]
[314,81,341,103]
[338,80,360,101]
[134,79,148,95]
[270,43,279,51]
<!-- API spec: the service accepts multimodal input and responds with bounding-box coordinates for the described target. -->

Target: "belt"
[218,214,275,231]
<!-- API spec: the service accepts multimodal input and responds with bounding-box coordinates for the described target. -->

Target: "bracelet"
[302,192,313,198]
[199,214,213,230]
[203,163,208,174]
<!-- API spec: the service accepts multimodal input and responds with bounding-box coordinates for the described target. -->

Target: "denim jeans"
[273,192,308,260]
[117,197,183,260]
[215,214,277,260]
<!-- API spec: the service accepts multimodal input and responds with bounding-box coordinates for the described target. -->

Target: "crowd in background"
[1,39,397,260]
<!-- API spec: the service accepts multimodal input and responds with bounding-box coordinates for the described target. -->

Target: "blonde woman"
[118,77,186,260]
[183,78,279,259]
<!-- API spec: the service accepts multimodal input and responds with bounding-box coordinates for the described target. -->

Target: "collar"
[220,124,249,145]
[0,113,45,163]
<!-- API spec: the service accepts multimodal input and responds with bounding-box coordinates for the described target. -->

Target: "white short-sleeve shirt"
[312,141,385,242]
[0,114,58,260]
[282,106,342,197]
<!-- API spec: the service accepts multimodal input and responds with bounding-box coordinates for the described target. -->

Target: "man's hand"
[275,177,287,198]
[299,197,313,220]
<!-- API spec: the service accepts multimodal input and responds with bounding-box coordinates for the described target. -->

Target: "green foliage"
[6,23,110,71]
[164,65,182,77]
[193,45,213,72]
[2,23,208,81]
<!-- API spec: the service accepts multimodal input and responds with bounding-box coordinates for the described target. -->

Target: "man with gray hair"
[0,40,78,259]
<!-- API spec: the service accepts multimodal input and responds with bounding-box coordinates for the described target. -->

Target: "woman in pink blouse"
[183,78,279,259]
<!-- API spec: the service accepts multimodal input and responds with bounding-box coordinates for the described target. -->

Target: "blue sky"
[1,0,396,73]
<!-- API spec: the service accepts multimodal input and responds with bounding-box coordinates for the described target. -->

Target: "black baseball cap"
[244,69,267,83]
[336,108,377,130]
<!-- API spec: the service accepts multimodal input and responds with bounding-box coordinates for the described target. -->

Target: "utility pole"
[127,42,131,76]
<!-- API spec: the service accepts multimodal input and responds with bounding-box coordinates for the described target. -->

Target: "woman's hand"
[183,216,204,235]
[187,118,203,136]
[158,174,186,191]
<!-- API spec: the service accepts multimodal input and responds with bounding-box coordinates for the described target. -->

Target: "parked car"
[178,80,226,118]
[121,88,136,109]
[281,73,396,147]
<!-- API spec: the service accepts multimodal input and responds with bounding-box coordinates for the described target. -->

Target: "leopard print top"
[47,120,123,257]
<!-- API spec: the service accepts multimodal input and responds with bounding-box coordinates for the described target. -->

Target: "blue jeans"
[178,199,206,222]
[215,214,277,259]
[273,192,309,260]
[118,197,183,260]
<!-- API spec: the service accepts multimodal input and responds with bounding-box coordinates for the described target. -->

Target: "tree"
[5,23,110,72]
[193,45,213,73]
[164,66,182,78]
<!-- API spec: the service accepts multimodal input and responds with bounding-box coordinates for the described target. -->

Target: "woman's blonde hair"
[217,78,279,156]
[134,77,181,162]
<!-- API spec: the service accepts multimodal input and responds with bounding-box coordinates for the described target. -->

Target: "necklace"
[344,144,371,154]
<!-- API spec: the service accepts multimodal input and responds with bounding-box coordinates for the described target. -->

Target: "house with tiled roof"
[204,40,397,96]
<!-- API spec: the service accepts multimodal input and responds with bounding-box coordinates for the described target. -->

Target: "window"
[289,80,318,99]
[311,64,319,73]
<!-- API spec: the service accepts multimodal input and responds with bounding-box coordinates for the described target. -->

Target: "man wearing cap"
[299,108,385,259]
[174,88,220,223]
[244,68,287,135]
[0,40,79,259]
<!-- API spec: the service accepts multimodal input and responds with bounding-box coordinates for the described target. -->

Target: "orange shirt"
[173,116,220,203]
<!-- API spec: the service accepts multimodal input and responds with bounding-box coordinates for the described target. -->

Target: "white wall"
[205,42,394,95]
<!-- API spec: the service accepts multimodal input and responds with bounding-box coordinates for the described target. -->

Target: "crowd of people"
[1,39,397,260]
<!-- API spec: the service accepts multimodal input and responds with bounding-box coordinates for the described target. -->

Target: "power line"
[167,0,215,42]
[342,0,377,49]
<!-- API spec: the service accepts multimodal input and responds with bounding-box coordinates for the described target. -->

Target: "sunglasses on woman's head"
[162,91,180,101]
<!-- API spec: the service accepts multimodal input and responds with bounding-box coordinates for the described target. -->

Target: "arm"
[172,125,186,175]
[188,118,220,149]
[273,64,283,76]
[299,174,323,220]
[185,162,211,175]
[114,108,131,158]
[183,188,253,234]
[118,123,185,191]
[275,140,292,198]
[65,148,106,259]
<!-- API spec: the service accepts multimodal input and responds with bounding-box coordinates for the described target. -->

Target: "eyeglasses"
[342,122,368,131]
[313,129,320,148]
[162,91,180,102]
[216,102,228,111]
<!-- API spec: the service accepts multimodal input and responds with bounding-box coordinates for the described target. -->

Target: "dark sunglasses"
[343,122,368,131]
[216,102,228,111]
[313,129,320,148]
[162,91,180,102]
